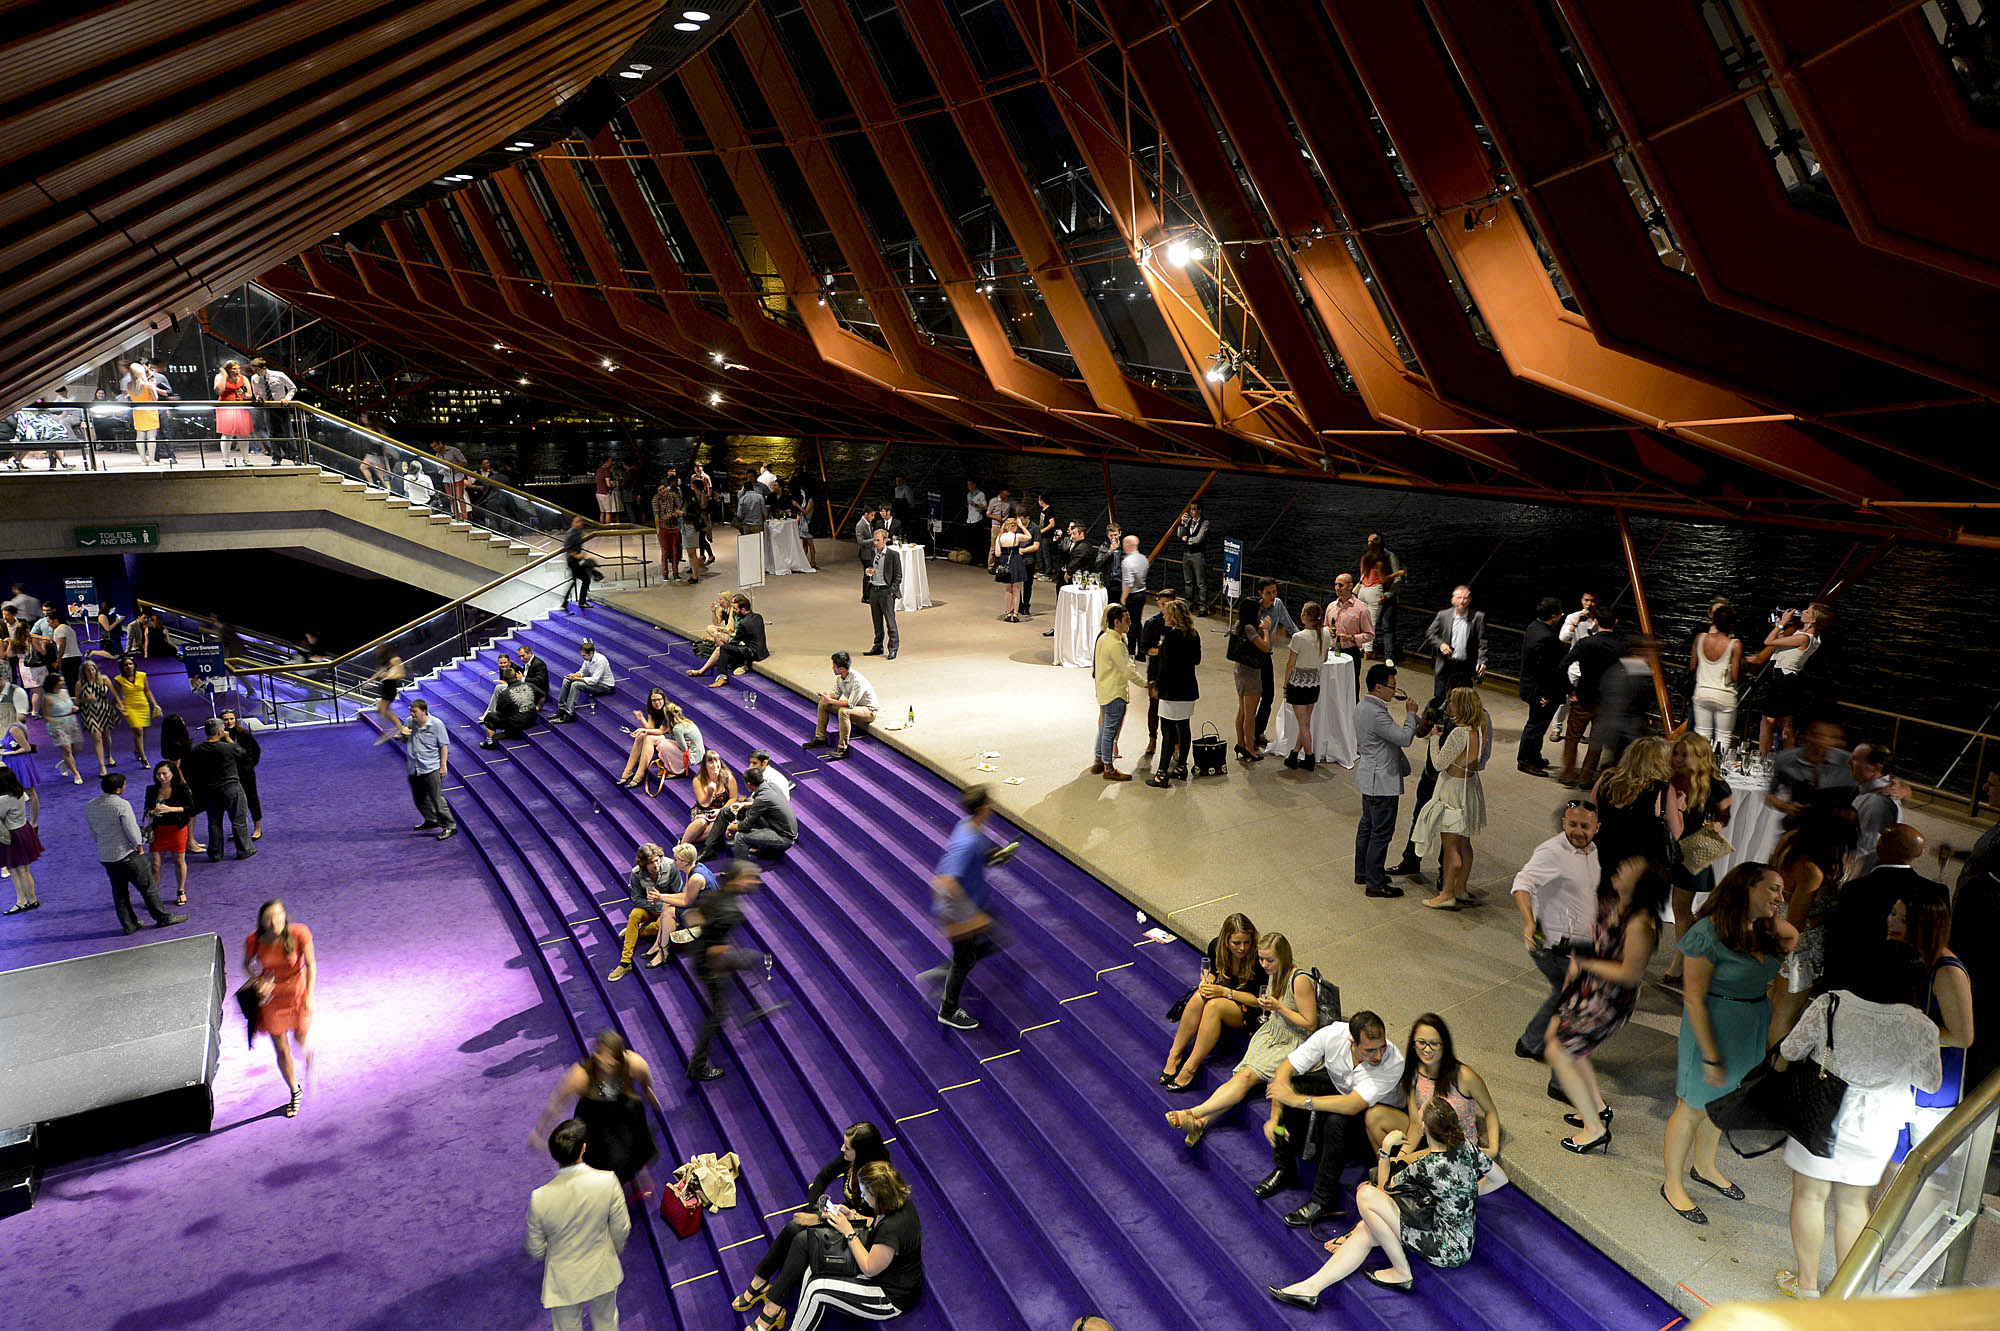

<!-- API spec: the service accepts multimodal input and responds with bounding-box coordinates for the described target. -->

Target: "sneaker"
[938,1007,980,1031]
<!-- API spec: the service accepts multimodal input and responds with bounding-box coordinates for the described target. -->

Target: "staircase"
[379,604,1679,1331]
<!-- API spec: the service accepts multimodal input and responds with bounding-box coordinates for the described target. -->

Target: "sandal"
[176,892,187,907]
[1774,1271,1816,1300]
[731,1282,769,1313]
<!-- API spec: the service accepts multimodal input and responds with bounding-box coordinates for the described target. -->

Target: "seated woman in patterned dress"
[1163,932,1317,1147]
[1268,1096,1497,1308]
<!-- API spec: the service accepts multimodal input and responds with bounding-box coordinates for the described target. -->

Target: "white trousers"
[549,1289,618,1331]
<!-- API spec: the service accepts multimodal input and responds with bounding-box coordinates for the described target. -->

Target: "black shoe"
[1388,858,1424,877]
[1661,1184,1709,1225]
[1547,1079,1569,1102]
[1042,630,1055,637]
[1267,1287,1319,1311]
[863,647,884,656]
[1283,1201,1327,1228]
[1513,1041,1542,1061]
[413,821,440,832]
[480,740,498,750]
[1255,733,1270,747]
[437,827,457,841]
[1518,762,1549,776]
[158,913,190,926]
[826,747,849,761]
[1561,1132,1611,1154]
[1303,755,1315,771]
[886,649,897,660]
[801,738,828,750]
[1364,884,1404,898]
[1353,876,1367,887]
[235,849,256,860]
[1689,1169,1746,1201]
[687,1062,725,1083]
[939,1007,980,1030]
[1252,1167,1292,1199]
[1283,753,1299,769]
[549,713,574,724]
[123,922,143,935]
[1563,1107,1614,1128]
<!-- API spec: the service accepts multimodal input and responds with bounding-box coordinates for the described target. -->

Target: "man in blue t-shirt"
[930,786,1003,1031]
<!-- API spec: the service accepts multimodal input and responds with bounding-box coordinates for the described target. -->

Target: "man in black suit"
[1517,597,1566,775]
[1821,824,1935,996]
[515,642,551,710]
[183,718,255,861]
[1420,583,1487,703]
[688,593,769,688]
[1558,611,1625,787]
[863,528,902,660]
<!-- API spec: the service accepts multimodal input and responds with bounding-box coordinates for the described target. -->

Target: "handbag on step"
[660,1165,705,1238]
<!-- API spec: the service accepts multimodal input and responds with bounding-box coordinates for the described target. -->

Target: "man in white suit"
[527,1118,631,1330]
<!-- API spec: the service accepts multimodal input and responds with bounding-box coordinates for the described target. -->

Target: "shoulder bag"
[1709,993,1849,1158]
[1224,623,1262,667]
[806,1220,862,1278]
[660,1166,705,1238]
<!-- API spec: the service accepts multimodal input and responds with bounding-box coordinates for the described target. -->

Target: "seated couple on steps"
[606,841,715,981]
[615,689,704,788]
[697,754,798,861]
[688,593,768,689]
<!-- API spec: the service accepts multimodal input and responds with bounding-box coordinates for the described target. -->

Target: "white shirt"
[752,765,792,795]
[1286,1022,1406,1105]
[1559,609,1596,645]
[965,489,986,523]
[833,670,878,713]
[1511,832,1602,944]
[1120,551,1149,595]
[1448,611,1470,659]
[577,652,614,689]
[756,469,777,491]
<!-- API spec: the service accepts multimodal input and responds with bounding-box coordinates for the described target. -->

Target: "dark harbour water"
[579,436,2000,800]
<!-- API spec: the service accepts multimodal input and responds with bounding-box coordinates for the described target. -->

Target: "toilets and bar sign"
[74,524,160,548]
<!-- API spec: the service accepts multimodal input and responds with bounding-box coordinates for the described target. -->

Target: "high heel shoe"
[1561,1131,1610,1154]
[1562,1107,1614,1128]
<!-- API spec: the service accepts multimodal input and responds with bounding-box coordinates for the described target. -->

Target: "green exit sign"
[75,525,160,549]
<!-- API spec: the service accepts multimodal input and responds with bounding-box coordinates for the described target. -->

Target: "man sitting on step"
[479,659,540,750]
[549,639,615,722]
[803,650,876,761]
[698,765,797,862]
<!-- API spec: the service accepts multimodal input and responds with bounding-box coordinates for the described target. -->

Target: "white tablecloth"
[893,544,932,612]
[1705,772,1782,883]
[1266,655,1360,766]
[763,518,816,575]
[1055,584,1107,667]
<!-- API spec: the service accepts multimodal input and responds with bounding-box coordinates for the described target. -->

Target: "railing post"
[1614,508,1677,733]
[1972,737,1987,818]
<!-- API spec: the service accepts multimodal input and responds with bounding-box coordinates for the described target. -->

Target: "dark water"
[555,435,2000,799]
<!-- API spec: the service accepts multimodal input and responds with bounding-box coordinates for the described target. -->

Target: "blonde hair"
[663,702,686,726]
[856,1161,910,1213]
[1445,686,1486,731]
[1677,733,1718,816]
[673,842,698,868]
[1603,736,1675,807]
[1162,599,1194,635]
[1257,931,1297,1005]
[1299,602,1324,630]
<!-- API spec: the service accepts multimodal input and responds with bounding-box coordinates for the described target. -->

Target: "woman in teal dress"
[1660,862,1796,1224]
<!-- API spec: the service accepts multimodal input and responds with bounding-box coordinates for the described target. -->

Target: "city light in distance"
[708,391,722,406]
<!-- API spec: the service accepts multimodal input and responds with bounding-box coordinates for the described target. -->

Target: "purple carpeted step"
[440,609,1676,1331]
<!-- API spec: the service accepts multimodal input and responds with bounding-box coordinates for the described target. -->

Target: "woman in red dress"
[213,361,255,467]
[245,899,315,1117]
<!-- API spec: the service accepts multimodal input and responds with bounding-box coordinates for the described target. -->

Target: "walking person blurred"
[245,899,315,1116]
[686,859,771,1082]
[925,786,1011,1031]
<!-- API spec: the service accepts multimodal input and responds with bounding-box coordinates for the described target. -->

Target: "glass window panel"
[945,0,1034,82]
[475,179,542,280]
[1922,1,2000,128]
[519,160,595,290]
[1073,256,1201,405]
[1421,222,1498,351]
[706,36,780,135]
[561,147,658,294]
[440,198,488,274]
[844,0,940,105]
[770,1,858,123]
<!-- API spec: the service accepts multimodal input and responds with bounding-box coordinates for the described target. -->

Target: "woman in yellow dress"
[124,361,163,465]
[111,656,161,766]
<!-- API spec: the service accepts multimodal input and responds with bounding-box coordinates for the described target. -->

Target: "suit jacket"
[526,1164,630,1308]
[1821,865,1938,996]
[867,546,903,598]
[1421,608,1488,673]
[1352,695,1420,797]
[522,656,550,706]
[1565,631,1625,705]
[1519,619,1565,703]
[731,612,770,662]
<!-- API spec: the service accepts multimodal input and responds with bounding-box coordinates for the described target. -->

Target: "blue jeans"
[1096,698,1128,765]
[1354,794,1399,891]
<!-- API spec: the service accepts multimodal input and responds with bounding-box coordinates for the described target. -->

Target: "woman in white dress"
[1774,946,1940,1299]
[1164,932,1318,1148]
[1414,688,1489,909]
[1689,601,1743,751]
[1281,602,1329,771]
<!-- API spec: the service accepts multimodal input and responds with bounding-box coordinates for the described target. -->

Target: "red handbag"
[660,1171,704,1238]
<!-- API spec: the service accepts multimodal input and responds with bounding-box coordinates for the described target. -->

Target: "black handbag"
[1710,994,1850,1158]
[1224,624,1265,668]
[233,977,266,1048]
[806,1221,861,1278]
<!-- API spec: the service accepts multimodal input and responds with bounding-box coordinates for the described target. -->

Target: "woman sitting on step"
[1267,1096,1499,1309]
[733,1122,892,1318]
[1164,932,1317,1147]
[682,750,740,845]
[744,1161,925,1331]
[615,689,674,788]
[1158,911,1262,1091]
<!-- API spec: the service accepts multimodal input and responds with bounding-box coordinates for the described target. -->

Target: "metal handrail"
[288,402,584,522]
[135,597,312,661]
[222,546,568,680]
[1824,1067,2000,1299]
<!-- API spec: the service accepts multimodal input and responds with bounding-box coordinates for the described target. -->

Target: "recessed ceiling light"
[628,63,653,72]
[708,392,722,406]
[673,21,699,31]
[514,141,535,148]
[683,9,711,19]
[505,146,524,152]
[619,68,645,77]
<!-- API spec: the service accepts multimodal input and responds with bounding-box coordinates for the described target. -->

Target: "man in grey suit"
[1353,663,1421,899]
[1421,583,1488,703]
[527,1118,630,1331]
[863,528,902,660]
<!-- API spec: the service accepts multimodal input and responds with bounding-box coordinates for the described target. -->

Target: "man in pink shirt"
[1329,573,1375,699]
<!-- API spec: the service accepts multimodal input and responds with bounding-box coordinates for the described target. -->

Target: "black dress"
[573,1065,657,1183]
[1593,779,1672,888]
